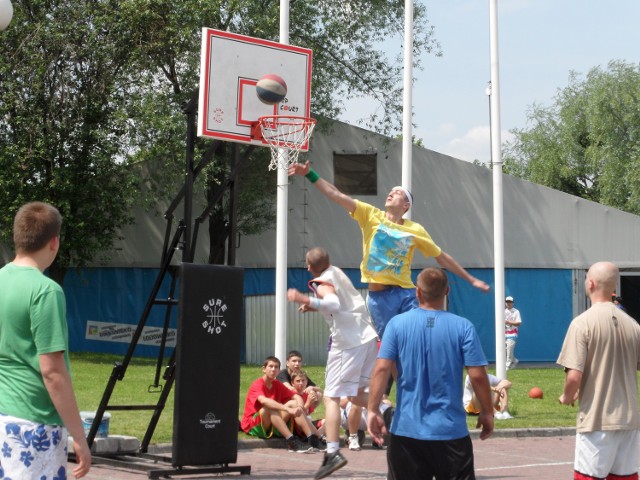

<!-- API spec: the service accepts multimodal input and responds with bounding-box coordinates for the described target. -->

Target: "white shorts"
[324,339,377,398]
[575,429,639,479]
[0,412,69,479]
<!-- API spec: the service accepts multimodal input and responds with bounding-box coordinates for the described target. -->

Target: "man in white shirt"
[505,296,522,370]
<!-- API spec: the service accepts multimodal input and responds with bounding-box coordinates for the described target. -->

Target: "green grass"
[71,353,598,445]
[466,366,579,430]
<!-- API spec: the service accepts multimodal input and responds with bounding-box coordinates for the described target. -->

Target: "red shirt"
[241,377,295,431]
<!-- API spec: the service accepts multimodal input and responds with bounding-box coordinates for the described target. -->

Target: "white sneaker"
[494,412,505,420]
[348,435,361,451]
[501,412,514,419]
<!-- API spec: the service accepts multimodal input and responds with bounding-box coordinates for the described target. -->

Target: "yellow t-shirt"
[350,200,441,288]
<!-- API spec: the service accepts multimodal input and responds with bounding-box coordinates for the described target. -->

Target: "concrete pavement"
[80,428,586,479]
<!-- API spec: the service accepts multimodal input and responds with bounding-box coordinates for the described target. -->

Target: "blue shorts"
[367,287,417,339]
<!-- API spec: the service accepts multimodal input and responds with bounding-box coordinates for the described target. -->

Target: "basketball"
[0,0,13,31]
[528,387,544,399]
[256,74,288,105]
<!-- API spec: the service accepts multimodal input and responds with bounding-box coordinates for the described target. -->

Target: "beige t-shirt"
[557,302,640,433]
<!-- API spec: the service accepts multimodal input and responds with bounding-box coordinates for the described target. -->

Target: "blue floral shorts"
[0,412,68,480]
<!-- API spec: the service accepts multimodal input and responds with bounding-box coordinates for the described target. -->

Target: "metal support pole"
[489,0,506,378]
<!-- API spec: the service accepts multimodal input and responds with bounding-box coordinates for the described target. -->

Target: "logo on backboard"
[202,298,228,335]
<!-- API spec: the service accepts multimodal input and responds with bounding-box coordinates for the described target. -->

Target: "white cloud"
[432,126,514,164]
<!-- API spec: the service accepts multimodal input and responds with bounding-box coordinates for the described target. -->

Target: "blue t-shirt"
[378,308,487,441]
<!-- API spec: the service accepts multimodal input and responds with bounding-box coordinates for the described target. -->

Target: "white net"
[257,115,316,171]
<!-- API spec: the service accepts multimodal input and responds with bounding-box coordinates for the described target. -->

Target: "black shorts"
[387,433,475,480]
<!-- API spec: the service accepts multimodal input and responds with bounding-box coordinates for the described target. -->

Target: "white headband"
[393,186,413,210]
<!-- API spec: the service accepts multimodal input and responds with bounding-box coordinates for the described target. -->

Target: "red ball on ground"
[529,387,544,399]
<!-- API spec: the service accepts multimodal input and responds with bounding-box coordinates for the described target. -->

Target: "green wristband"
[305,168,320,183]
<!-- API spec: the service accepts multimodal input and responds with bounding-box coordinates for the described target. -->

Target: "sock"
[327,441,339,454]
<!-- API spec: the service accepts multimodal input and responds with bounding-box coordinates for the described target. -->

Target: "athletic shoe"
[288,436,313,453]
[314,451,348,479]
[500,412,514,420]
[309,434,327,452]
[344,429,364,448]
[494,411,505,420]
[348,435,361,451]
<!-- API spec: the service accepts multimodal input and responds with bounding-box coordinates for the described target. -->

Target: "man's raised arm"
[289,160,357,213]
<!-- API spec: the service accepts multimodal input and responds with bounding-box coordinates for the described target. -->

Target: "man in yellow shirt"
[289,161,490,341]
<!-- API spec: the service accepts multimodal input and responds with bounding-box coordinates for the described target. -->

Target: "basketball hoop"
[253,115,316,171]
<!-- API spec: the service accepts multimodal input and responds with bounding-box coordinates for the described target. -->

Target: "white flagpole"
[489,0,506,379]
[275,0,290,365]
[402,0,414,219]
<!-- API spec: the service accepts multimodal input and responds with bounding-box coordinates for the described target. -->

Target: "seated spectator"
[463,371,513,419]
[291,370,318,416]
[340,397,391,450]
[240,356,324,452]
[277,350,324,410]
[291,370,325,446]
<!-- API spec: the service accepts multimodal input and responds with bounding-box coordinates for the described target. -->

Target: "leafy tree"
[1,0,442,272]
[503,61,640,214]
[0,0,139,284]
[119,0,441,263]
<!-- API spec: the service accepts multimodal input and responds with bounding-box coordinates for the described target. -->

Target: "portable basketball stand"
[78,89,251,478]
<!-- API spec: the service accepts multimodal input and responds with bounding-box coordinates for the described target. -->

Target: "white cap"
[506,296,514,302]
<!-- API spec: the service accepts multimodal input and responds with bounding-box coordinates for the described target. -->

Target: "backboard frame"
[198,29,313,150]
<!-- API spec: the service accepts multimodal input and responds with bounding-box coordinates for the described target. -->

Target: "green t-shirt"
[0,263,70,425]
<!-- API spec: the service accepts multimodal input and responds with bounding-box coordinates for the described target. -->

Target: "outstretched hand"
[473,279,491,293]
[288,160,310,177]
[287,288,304,304]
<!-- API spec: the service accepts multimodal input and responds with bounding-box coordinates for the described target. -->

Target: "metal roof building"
[4,119,640,363]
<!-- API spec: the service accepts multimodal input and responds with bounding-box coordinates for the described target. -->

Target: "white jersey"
[310,265,378,350]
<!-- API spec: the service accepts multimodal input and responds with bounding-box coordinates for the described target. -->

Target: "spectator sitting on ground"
[291,370,318,416]
[340,397,391,449]
[463,371,513,419]
[277,350,323,410]
[240,356,324,453]
[291,370,325,442]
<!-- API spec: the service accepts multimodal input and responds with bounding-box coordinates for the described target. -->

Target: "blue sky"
[338,0,640,164]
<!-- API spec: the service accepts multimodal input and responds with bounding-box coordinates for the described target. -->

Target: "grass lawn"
[71,352,602,445]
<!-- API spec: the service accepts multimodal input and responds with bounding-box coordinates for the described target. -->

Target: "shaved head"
[586,261,619,301]
[306,247,330,273]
